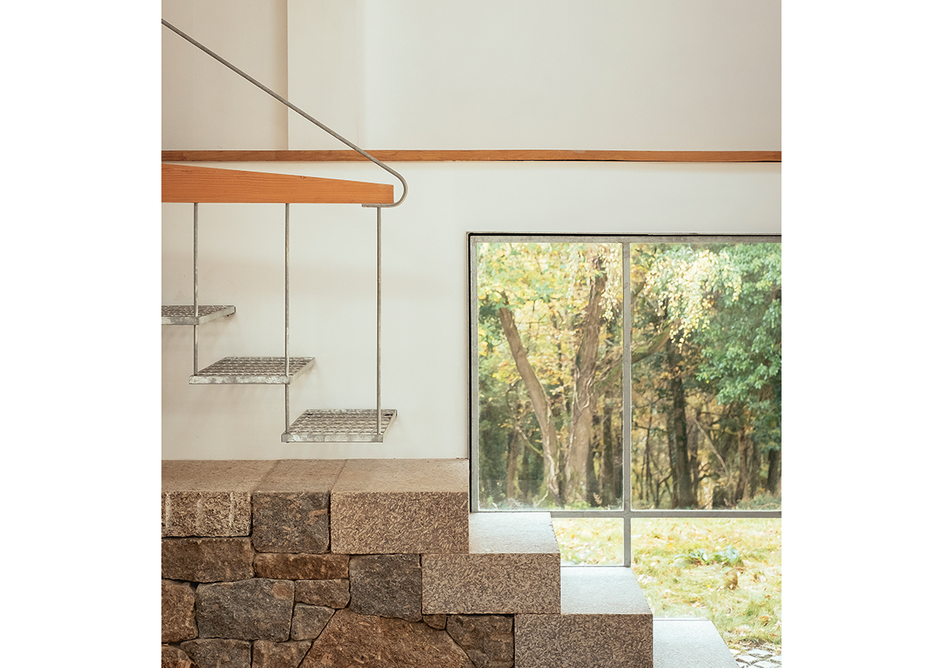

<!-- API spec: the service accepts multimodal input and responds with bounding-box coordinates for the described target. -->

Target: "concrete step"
[653,619,738,668]
[423,512,561,614]
[329,459,469,554]
[515,566,654,668]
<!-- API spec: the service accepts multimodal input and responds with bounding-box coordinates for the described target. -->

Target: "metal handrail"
[161,19,407,208]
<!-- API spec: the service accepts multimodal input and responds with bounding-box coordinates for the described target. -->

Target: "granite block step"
[329,459,469,554]
[252,460,345,553]
[653,619,738,668]
[162,460,274,537]
[161,460,347,543]
[515,567,654,668]
[423,512,561,614]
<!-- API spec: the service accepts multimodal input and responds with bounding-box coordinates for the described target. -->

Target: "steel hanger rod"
[285,203,291,433]
[162,19,407,208]
[193,203,199,374]
[376,207,382,435]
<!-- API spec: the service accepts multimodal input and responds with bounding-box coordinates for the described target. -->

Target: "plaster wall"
[162,0,781,151]
[162,0,289,149]
[357,0,781,151]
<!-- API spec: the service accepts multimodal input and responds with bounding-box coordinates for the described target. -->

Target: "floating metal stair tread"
[189,356,315,385]
[162,304,236,325]
[282,409,397,443]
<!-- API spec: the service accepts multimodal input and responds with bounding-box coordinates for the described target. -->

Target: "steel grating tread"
[283,409,397,443]
[189,356,315,384]
[162,304,235,325]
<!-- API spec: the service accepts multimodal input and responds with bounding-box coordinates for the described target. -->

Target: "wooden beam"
[161,164,394,204]
[162,149,780,163]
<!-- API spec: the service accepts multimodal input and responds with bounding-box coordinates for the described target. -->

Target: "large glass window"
[470,235,781,560]
[629,241,781,512]
[474,240,624,510]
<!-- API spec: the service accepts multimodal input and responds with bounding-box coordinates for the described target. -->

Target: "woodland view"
[476,240,781,511]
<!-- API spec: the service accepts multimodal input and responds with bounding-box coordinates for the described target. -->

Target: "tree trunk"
[748,442,762,499]
[766,448,780,496]
[688,409,700,505]
[665,337,695,508]
[519,429,533,500]
[498,303,563,503]
[601,396,622,508]
[735,425,752,502]
[506,426,519,501]
[586,412,602,507]
[643,421,654,507]
[564,257,607,504]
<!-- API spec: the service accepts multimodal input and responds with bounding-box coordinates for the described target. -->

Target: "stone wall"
[161,547,513,668]
[161,460,512,668]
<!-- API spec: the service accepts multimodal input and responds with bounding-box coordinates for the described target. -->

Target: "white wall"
[162,0,289,148]
[286,0,364,149]
[163,0,781,151]
[357,0,781,150]
[161,1,781,460]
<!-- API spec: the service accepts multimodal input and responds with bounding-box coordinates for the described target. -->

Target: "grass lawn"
[553,517,781,649]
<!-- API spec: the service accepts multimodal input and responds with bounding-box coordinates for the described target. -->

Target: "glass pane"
[553,518,624,566]
[630,243,781,510]
[476,242,624,510]
[631,518,781,647]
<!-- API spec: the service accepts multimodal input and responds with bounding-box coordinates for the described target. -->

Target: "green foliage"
[736,494,781,511]
[673,545,742,567]
[690,244,781,451]
[631,518,781,647]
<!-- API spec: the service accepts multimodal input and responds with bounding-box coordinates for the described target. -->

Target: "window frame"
[468,233,782,566]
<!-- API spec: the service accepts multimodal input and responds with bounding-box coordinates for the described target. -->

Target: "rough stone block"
[514,568,653,668]
[424,614,448,629]
[653,619,738,668]
[252,641,313,668]
[162,491,253,538]
[252,460,345,553]
[291,604,334,640]
[349,554,422,622]
[162,461,273,537]
[299,609,473,668]
[446,615,514,668]
[180,639,251,668]
[423,513,560,614]
[162,580,197,643]
[295,579,349,608]
[515,614,652,668]
[161,645,195,668]
[331,459,469,554]
[252,492,330,554]
[254,553,349,580]
[196,579,295,641]
[162,538,254,582]
[515,566,654,668]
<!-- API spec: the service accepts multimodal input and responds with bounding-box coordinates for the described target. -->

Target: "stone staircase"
[162,459,737,668]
